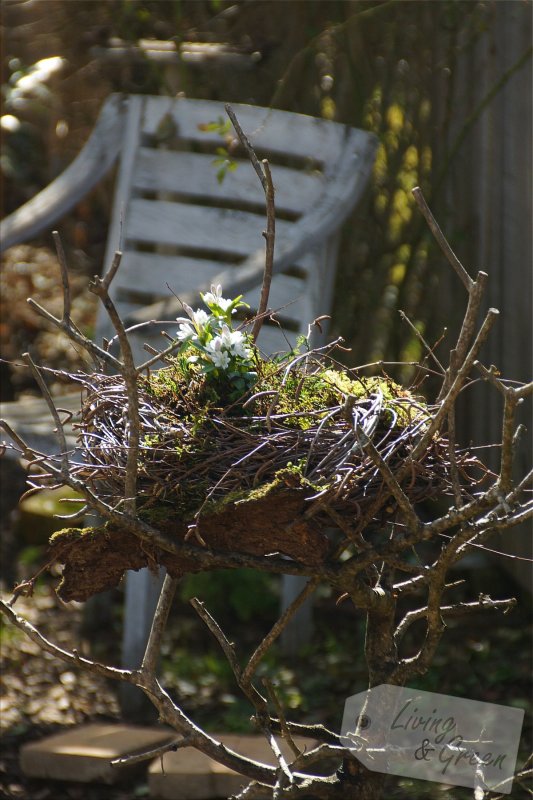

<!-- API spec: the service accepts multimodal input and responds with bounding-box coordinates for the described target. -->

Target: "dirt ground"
[0,589,129,800]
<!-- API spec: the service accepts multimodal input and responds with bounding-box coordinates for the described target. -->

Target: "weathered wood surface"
[437,3,532,591]
[85,95,377,368]
[133,148,325,214]
[0,95,126,252]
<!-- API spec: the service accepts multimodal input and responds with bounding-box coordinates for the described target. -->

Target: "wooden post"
[119,567,165,720]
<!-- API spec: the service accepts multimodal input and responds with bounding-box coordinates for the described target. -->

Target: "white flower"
[219,325,253,359]
[176,307,209,340]
[179,304,210,327]
[175,320,195,341]
[205,337,230,369]
[202,284,233,313]
[191,308,210,329]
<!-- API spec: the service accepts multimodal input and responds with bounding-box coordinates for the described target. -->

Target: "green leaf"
[198,117,231,135]
[216,164,228,184]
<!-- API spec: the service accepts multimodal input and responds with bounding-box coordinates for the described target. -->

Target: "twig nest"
[49,353,482,601]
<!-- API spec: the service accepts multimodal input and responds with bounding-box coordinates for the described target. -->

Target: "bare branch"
[52,230,71,323]
[355,427,422,535]
[21,352,70,476]
[290,742,357,770]
[141,573,179,676]
[261,723,294,789]
[27,296,121,370]
[89,259,139,516]
[412,186,473,290]
[225,104,267,190]
[447,400,463,508]
[137,674,278,784]
[515,380,533,399]
[412,188,490,402]
[398,310,446,374]
[252,159,275,343]
[137,336,185,373]
[241,579,319,688]
[394,595,516,644]
[451,271,488,376]
[499,388,519,493]
[0,599,134,683]
[190,597,241,675]
[190,596,268,711]
[505,468,533,506]
[225,105,276,345]
[411,307,499,462]
[111,736,191,768]
[101,249,123,292]
[263,677,301,760]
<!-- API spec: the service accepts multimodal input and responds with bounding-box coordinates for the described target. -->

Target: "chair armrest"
[0,94,126,252]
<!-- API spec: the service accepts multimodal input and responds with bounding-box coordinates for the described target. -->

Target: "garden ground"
[1,560,531,800]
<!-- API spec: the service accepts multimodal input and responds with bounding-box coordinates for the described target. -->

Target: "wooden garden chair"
[0,93,377,677]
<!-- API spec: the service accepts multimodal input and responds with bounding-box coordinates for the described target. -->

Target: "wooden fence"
[437,2,532,590]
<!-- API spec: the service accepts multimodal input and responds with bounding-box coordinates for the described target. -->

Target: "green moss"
[202,460,323,516]
[202,481,279,515]
[49,525,102,545]
[249,362,427,430]
[145,357,427,434]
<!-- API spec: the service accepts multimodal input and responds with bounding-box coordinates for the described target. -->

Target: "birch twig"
[225,104,276,344]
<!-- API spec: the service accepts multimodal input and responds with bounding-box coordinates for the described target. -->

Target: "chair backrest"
[0,95,376,454]
[97,95,377,360]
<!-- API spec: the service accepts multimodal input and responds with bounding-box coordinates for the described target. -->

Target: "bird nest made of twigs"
[48,347,485,602]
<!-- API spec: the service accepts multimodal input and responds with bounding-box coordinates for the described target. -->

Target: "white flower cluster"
[205,325,252,369]
[174,285,255,391]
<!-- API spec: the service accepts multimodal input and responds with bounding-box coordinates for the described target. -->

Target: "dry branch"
[225,104,276,344]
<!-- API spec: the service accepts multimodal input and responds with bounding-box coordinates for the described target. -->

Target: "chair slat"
[126,198,296,255]
[140,97,349,165]
[113,252,230,298]
[112,255,309,326]
[133,149,324,215]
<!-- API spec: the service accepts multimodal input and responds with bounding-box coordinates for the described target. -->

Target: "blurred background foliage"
[1,0,530,394]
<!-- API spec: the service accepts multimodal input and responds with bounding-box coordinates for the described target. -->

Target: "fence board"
[439,3,532,590]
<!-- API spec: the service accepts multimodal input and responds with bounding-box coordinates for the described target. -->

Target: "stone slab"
[148,733,316,800]
[20,722,175,783]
